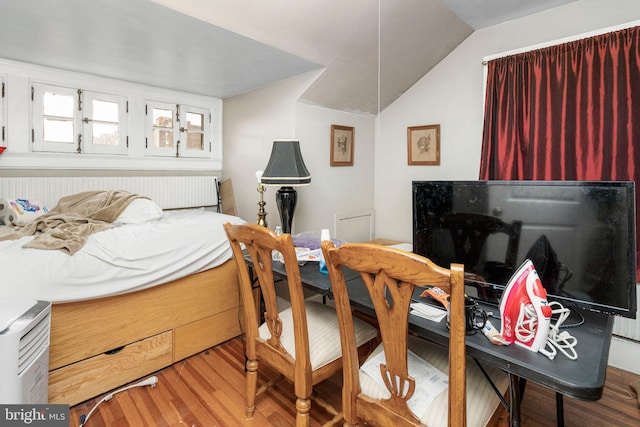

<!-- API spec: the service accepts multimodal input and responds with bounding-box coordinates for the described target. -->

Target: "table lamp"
[260,140,311,234]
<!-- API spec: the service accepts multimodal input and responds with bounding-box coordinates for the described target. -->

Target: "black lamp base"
[275,186,297,234]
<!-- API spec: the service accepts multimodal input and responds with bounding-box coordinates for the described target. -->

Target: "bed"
[0,175,246,406]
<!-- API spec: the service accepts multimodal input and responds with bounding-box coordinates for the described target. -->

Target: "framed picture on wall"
[330,125,354,166]
[407,124,440,165]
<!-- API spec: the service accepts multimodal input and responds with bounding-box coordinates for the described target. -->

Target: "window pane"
[153,129,174,148]
[92,100,118,122]
[187,133,204,151]
[153,108,173,128]
[43,92,74,118]
[44,118,74,143]
[187,112,203,131]
[92,123,119,145]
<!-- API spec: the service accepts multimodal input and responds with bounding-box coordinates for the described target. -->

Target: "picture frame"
[330,125,354,166]
[407,124,440,165]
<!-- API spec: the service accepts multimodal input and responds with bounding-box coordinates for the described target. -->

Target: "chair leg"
[295,397,311,427]
[246,359,258,417]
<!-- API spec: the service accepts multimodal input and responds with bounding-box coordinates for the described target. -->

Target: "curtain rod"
[482,19,640,64]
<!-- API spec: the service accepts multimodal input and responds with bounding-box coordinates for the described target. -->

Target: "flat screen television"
[412,180,637,319]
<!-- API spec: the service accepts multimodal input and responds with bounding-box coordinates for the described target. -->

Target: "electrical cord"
[550,303,584,329]
[514,303,538,344]
[78,376,158,426]
[540,301,578,360]
[513,301,578,361]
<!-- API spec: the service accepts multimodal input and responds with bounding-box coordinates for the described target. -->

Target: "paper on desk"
[295,247,321,261]
[410,302,447,322]
[361,348,448,419]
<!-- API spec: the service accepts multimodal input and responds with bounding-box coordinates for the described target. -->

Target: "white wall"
[375,0,640,243]
[374,0,640,373]
[223,71,376,234]
[222,71,312,224]
[206,0,640,373]
[294,103,375,236]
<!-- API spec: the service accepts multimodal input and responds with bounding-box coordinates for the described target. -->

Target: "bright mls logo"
[0,405,68,426]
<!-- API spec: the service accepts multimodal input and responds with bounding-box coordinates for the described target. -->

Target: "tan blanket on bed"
[0,190,146,254]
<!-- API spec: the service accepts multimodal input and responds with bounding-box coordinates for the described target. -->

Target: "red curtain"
[480,26,640,279]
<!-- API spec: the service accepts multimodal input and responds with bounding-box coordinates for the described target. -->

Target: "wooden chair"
[224,223,379,427]
[321,241,509,427]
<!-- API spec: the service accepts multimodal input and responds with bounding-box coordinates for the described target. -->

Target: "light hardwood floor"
[69,337,640,426]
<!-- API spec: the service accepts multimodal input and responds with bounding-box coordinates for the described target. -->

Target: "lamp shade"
[260,140,311,186]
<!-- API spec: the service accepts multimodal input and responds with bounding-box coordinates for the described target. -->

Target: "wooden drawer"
[49,260,239,370]
[49,331,172,406]
[173,307,241,361]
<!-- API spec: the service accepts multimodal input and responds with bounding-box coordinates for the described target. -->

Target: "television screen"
[412,180,637,319]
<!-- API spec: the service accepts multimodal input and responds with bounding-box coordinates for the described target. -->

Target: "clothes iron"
[499,259,553,353]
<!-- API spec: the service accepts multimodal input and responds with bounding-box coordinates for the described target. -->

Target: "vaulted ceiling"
[0,0,578,114]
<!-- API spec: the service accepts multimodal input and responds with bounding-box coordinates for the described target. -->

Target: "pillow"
[113,198,163,225]
[0,198,49,226]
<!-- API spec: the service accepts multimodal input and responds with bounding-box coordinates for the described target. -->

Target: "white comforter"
[0,208,245,303]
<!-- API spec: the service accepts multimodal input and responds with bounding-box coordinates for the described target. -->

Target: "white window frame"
[82,90,128,155]
[0,58,222,170]
[32,83,128,155]
[145,100,178,157]
[32,83,80,153]
[145,101,211,158]
[179,104,210,159]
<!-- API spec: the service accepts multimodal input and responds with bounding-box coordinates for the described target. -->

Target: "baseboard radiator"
[0,176,218,210]
[334,209,374,243]
[612,284,640,341]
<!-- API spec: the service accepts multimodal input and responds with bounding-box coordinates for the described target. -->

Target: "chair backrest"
[224,223,312,378]
[322,241,466,427]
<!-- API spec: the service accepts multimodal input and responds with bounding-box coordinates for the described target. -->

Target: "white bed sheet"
[0,208,245,303]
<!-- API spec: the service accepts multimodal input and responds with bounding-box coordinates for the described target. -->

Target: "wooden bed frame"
[0,173,242,406]
[48,259,241,406]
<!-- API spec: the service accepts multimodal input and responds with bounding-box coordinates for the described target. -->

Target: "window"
[0,58,222,170]
[185,110,205,152]
[32,83,127,154]
[82,91,127,155]
[145,101,210,158]
[32,84,77,153]
[148,102,176,153]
